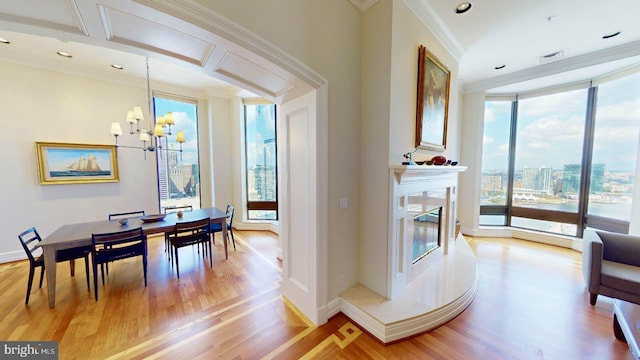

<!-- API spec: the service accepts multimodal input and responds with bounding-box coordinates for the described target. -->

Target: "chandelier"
[110,57,185,159]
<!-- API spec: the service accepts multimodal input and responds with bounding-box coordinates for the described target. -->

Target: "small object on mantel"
[402,149,417,165]
[431,155,447,165]
[177,210,183,218]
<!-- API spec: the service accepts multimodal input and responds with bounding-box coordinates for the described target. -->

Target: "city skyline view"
[481,72,640,231]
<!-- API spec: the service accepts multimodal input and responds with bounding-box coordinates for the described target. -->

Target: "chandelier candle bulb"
[139,132,150,142]
[153,123,165,137]
[156,115,165,126]
[176,130,185,143]
[110,122,123,136]
[132,106,144,121]
[126,110,136,124]
[164,112,174,125]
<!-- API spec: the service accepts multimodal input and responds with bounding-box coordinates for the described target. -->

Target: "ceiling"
[404,0,640,94]
[0,0,639,97]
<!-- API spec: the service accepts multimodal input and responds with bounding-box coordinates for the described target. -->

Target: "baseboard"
[0,251,26,264]
[467,226,579,250]
[234,222,280,234]
[326,297,341,318]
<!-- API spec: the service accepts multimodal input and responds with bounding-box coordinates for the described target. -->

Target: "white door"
[278,90,319,324]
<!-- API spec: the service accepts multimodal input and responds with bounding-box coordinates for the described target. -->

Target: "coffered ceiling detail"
[0,0,87,36]
[98,5,214,67]
[215,51,294,99]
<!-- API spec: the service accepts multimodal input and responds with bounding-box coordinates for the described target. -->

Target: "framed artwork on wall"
[415,44,451,152]
[35,142,119,184]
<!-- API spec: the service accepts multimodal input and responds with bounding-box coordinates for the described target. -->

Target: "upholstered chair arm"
[582,229,603,293]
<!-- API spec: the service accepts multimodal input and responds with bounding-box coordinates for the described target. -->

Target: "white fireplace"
[388,164,467,298]
[340,164,476,343]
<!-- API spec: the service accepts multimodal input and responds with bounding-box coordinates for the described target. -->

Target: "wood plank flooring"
[0,232,633,359]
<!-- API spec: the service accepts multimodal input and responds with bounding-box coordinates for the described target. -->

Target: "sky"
[153,97,199,165]
[482,72,640,172]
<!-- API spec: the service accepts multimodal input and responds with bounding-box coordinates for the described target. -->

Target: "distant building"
[481,175,502,192]
[522,166,552,192]
[561,164,605,194]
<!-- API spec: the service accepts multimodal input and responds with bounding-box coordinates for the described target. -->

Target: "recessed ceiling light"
[455,2,472,14]
[56,51,72,58]
[0,37,10,44]
[539,50,564,63]
[111,64,124,70]
[494,65,506,70]
[602,31,621,39]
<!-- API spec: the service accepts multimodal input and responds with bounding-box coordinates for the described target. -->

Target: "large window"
[588,72,640,223]
[244,102,277,220]
[479,71,640,236]
[480,101,512,225]
[154,96,201,212]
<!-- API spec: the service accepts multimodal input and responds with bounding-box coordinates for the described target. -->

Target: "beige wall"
[359,0,393,297]
[0,62,158,259]
[359,0,461,297]
[196,0,363,300]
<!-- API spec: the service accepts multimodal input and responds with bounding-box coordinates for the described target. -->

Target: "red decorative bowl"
[431,155,447,165]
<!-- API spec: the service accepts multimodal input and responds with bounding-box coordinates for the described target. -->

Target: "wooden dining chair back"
[108,210,145,220]
[210,204,236,251]
[91,227,147,301]
[105,211,145,274]
[169,218,212,278]
[162,205,196,260]
[18,227,90,305]
[162,205,193,214]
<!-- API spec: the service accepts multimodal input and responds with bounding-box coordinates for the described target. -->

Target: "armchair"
[582,229,640,305]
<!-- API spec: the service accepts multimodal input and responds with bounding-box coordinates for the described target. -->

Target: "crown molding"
[403,0,463,61]
[462,39,640,94]
[349,0,378,12]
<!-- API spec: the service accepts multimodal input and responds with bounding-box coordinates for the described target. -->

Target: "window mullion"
[578,86,598,237]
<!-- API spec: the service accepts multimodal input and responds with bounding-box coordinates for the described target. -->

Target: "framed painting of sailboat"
[35,142,119,184]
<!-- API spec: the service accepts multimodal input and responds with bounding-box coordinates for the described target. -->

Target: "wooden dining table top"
[40,207,228,250]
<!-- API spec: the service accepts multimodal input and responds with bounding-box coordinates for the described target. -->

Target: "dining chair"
[108,210,145,220]
[18,227,91,305]
[210,204,236,251]
[162,205,194,260]
[105,210,145,274]
[91,227,148,301]
[168,218,212,278]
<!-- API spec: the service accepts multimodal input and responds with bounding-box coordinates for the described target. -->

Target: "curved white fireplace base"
[340,235,478,343]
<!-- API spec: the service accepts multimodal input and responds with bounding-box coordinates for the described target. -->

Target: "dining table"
[39,207,229,308]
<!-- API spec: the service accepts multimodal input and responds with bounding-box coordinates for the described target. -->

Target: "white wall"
[0,61,229,262]
[360,0,393,298]
[359,0,461,297]
[209,96,233,209]
[458,92,486,234]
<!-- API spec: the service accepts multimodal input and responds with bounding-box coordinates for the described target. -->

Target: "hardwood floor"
[0,232,633,359]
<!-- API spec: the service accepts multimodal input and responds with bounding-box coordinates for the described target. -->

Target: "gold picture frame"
[415,45,450,152]
[35,142,119,185]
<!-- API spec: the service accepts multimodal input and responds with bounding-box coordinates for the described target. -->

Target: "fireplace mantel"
[391,164,467,184]
[339,163,476,343]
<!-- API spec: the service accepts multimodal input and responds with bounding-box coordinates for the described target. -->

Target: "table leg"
[221,220,228,259]
[43,245,57,308]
